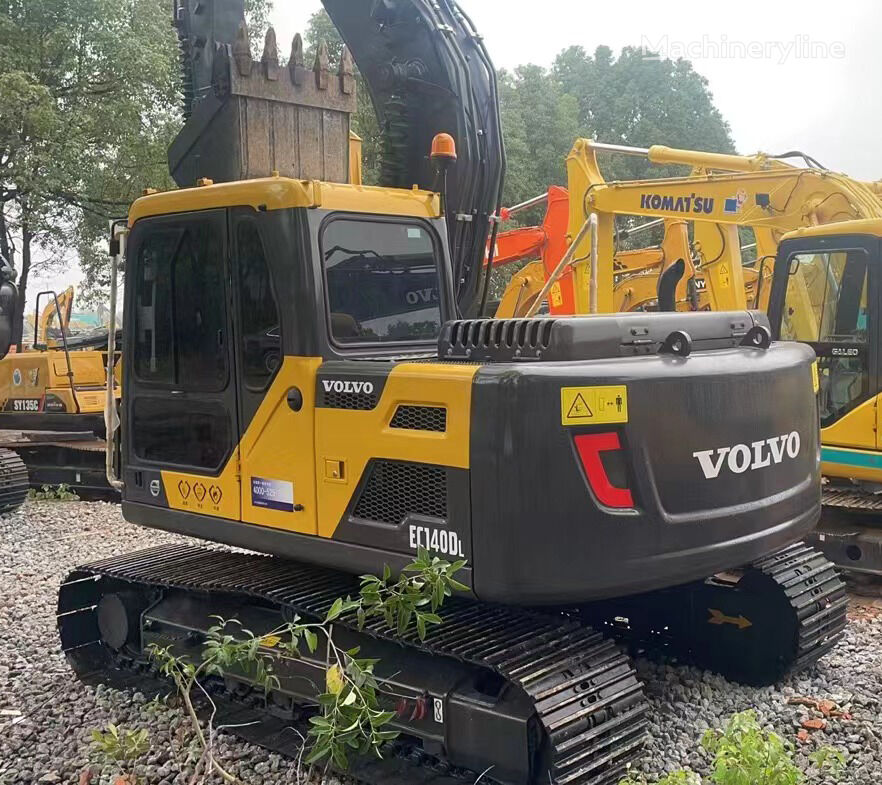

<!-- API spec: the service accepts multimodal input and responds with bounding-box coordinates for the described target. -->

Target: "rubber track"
[0,448,28,514]
[750,543,848,673]
[58,545,649,785]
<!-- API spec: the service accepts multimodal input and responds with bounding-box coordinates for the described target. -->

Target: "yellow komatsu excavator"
[47,3,848,784]
[496,140,882,319]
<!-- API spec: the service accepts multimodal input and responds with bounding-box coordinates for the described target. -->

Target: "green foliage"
[701,710,802,785]
[0,0,272,312]
[306,648,398,770]
[356,548,468,639]
[89,724,149,765]
[28,483,79,501]
[147,547,467,772]
[619,710,846,785]
[552,45,735,182]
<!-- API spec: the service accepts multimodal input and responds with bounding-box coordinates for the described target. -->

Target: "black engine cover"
[467,339,820,604]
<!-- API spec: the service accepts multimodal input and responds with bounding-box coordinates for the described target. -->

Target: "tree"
[553,45,736,182]
[498,65,581,216]
[0,0,272,321]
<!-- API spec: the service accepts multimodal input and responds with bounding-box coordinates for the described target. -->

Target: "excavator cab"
[768,219,882,570]
[769,221,879,454]
[0,254,18,360]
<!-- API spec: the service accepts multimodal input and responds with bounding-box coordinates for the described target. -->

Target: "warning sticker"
[561,385,628,426]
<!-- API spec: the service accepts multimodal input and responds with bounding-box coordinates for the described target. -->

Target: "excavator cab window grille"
[390,405,447,432]
[353,461,447,525]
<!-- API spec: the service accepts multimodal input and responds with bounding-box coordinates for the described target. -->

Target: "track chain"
[58,545,648,785]
[750,542,848,674]
[0,448,28,514]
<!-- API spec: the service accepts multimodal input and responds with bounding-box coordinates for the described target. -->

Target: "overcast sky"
[271,0,880,180]
[45,0,880,297]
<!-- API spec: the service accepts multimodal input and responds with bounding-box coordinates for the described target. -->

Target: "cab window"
[237,221,281,390]
[321,218,442,345]
[780,249,869,426]
[133,222,228,390]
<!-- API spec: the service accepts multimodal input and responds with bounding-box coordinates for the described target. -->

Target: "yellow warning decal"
[560,385,628,426]
[811,361,819,394]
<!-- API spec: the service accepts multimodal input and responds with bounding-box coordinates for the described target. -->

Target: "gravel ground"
[2,500,881,784]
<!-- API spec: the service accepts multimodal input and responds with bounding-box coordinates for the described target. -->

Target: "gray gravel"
[2,500,881,784]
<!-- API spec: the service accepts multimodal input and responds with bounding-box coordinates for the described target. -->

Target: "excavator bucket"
[169,18,357,187]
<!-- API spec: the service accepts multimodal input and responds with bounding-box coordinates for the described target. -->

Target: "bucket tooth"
[289,33,304,85]
[314,41,330,90]
[339,45,355,95]
[262,26,279,81]
[232,21,252,76]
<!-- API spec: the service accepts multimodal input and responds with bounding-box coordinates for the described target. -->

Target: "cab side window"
[237,222,281,390]
[133,222,228,391]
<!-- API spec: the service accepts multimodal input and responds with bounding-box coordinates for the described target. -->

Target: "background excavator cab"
[0,253,19,359]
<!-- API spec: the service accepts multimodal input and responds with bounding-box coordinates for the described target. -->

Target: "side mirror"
[0,280,18,359]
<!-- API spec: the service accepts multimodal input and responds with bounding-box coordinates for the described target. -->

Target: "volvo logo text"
[322,379,375,395]
[693,432,801,479]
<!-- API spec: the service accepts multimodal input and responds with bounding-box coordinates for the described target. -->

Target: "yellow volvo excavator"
[51,2,847,784]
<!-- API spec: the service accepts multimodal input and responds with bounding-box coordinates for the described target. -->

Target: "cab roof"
[781,218,882,242]
[129,177,442,226]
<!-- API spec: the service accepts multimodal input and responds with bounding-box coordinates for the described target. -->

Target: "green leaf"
[325,597,344,623]
[304,743,331,765]
[304,628,318,653]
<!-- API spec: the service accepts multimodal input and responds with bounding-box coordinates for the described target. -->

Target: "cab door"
[770,236,879,449]
[230,208,319,534]
[123,209,241,518]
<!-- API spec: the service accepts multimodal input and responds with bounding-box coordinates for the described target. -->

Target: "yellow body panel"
[161,450,241,520]
[159,358,478,540]
[0,350,115,414]
[821,397,877,452]
[694,223,747,310]
[130,176,441,225]
[315,362,477,539]
[239,357,323,534]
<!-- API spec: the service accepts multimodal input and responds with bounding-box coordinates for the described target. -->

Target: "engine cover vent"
[440,318,557,361]
[390,405,447,432]
[353,460,447,525]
